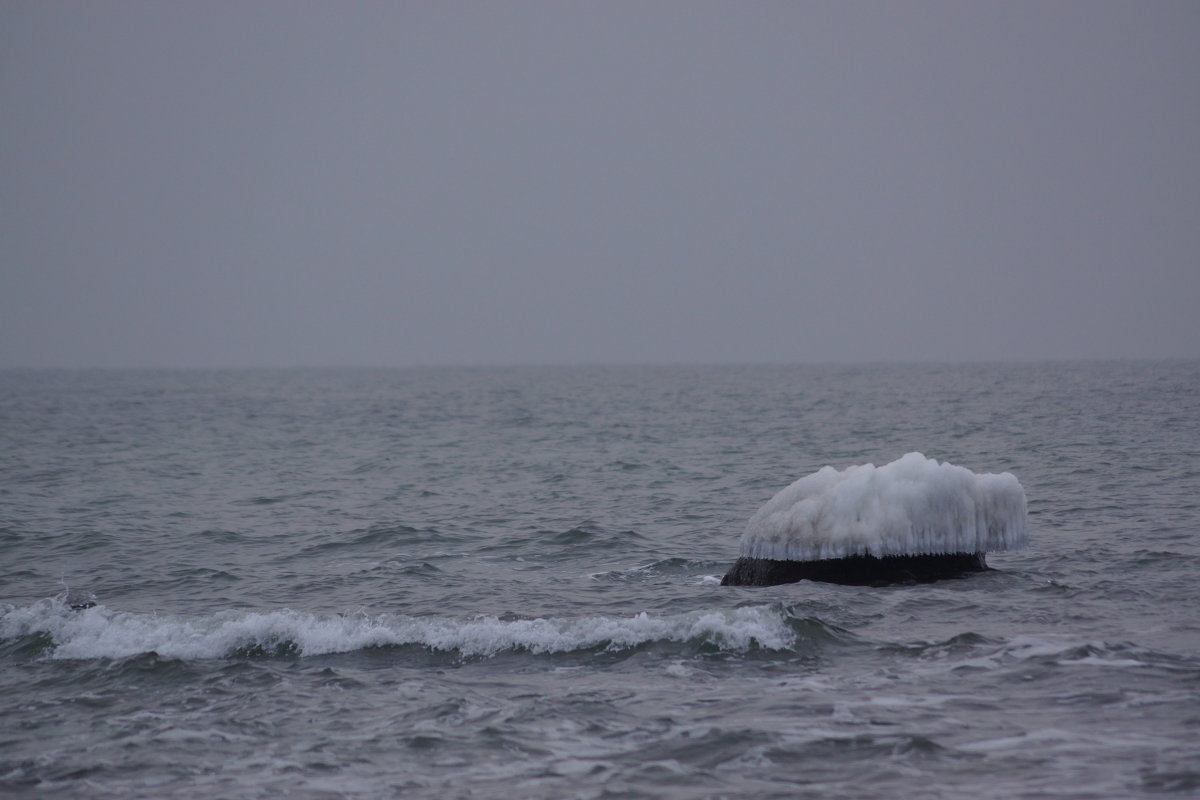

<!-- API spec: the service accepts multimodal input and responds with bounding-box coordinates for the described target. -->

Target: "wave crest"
[0,600,797,661]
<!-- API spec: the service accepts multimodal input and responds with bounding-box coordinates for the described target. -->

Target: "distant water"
[2,362,1199,799]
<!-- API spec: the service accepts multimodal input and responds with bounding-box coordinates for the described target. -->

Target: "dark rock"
[720,552,988,587]
[65,590,97,610]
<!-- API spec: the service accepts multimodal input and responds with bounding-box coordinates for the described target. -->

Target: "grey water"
[2,362,1198,799]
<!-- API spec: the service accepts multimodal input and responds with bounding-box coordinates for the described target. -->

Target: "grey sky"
[2,1,1197,367]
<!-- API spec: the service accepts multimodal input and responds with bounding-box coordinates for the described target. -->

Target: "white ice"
[738,452,1028,561]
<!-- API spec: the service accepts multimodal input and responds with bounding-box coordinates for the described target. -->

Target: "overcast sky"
[2,1,1197,367]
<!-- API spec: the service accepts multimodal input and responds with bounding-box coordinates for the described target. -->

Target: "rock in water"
[722,453,1027,587]
[721,552,989,587]
[64,589,98,610]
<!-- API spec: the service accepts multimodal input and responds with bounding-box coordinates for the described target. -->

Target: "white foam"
[739,452,1028,561]
[959,727,1161,754]
[0,599,795,661]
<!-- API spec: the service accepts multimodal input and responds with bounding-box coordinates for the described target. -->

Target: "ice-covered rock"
[722,453,1028,586]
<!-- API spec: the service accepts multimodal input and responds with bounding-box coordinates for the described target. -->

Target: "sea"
[2,361,1198,799]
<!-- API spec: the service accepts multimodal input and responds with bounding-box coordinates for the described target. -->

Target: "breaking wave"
[0,598,797,661]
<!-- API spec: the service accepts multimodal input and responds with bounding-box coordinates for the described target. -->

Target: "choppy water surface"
[2,362,1198,798]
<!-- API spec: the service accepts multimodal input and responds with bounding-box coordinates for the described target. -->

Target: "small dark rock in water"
[721,552,988,587]
[65,590,98,610]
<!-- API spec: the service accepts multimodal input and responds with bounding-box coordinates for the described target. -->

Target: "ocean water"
[2,362,1198,799]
